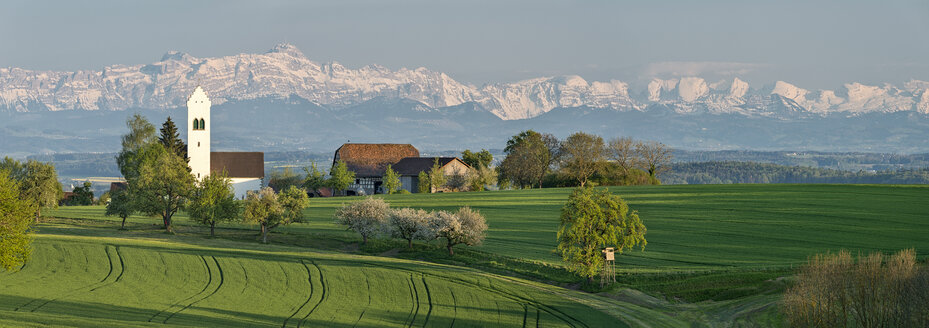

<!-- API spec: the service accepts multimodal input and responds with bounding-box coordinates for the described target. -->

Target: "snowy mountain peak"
[678,77,708,102]
[729,78,749,99]
[772,81,809,102]
[0,44,927,119]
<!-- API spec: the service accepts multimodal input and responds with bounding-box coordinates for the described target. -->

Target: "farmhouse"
[331,143,470,194]
[332,143,419,195]
[187,86,264,199]
[393,157,470,193]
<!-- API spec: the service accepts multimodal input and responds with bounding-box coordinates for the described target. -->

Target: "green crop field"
[305,184,929,271]
[0,235,621,327]
[2,184,927,327]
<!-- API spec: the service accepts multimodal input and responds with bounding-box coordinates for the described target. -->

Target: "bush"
[782,249,929,327]
[334,197,390,245]
[395,189,411,194]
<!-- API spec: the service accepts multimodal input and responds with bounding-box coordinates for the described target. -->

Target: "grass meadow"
[1,184,926,327]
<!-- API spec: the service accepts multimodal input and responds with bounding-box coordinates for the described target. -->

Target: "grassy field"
[307,184,929,270]
[4,184,927,327]
[0,234,621,327]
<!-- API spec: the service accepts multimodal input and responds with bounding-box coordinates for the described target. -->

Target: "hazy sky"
[2,0,928,89]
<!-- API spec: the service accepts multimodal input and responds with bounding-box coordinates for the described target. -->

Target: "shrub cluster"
[782,249,929,327]
[334,198,487,255]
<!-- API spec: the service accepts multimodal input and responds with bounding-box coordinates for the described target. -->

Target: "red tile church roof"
[211,152,264,178]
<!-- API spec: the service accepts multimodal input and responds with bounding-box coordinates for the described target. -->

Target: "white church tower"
[187,86,211,180]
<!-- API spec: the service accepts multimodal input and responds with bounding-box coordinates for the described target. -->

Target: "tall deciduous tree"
[541,133,562,169]
[134,145,195,233]
[159,116,187,161]
[0,169,36,271]
[1,158,62,221]
[104,188,134,230]
[559,132,606,187]
[429,207,487,256]
[557,187,646,283]
[302,162,328,196]
[500,130,551,188]
[334,197,389,245]
[116,114,158,182]
[328,160,355,196]
[428,158,447,192]
[188,171,239,237]
[16,160,62,222]
[607,137,641,176]
[636,141,673,179]
[462,149,493,169]
[382,164,401,194]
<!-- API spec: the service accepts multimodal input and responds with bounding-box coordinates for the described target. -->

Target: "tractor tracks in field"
[16,245,125,313]
[282,261,316,328]
[449,290,458,327]
[399,271,434,328]
[420,275,434,327]
[405,274,420,327]
[363,262,585,328]
[149,255,224,324]
[294,260,328,328]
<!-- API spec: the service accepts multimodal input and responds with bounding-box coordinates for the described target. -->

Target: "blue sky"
[2,0,927,89]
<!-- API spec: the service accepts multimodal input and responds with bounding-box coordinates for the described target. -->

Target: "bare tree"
[636,141,673,178]
[607,137,641,175]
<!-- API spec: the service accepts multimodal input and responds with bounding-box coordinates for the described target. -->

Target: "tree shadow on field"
[0,294,297,327]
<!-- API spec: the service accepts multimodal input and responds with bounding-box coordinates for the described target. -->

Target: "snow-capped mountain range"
[2,43,928,120]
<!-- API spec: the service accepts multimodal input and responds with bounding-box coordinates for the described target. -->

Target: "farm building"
[331,143,419,195]
[331,144,470,194]
[393,157,470,193]
[187,86,264,199]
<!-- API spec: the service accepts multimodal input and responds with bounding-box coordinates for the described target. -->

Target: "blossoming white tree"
[335,197,390,245]
[429,207,487,256]
[388,208,432,249]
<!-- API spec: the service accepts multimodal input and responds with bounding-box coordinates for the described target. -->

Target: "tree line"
[497,130,673,189]
[664,161,929,185]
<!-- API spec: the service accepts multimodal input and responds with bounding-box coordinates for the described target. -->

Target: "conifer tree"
[159,117,187,161]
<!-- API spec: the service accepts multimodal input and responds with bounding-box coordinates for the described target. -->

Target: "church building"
[187,86,264,199]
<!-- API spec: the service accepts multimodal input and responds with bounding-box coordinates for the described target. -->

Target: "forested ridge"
[664,161,929,185]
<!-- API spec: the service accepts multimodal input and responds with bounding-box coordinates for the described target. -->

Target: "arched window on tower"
[193,118,199,130]
[200,118,206,130]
